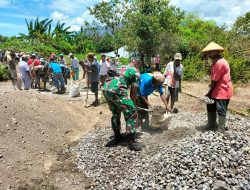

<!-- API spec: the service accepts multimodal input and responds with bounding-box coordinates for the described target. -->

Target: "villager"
[164,53,183,113]
[139,72,169,110]
[28,53,41,88]
[99,54,108,86]
[49,55,66,94]
[85,53,100,106]
[103,67,142,151]
[201,42,233,132]
[18,55,31,90]
[69,53,80,80]
[154,54,161,71]
[59,53,66,65]
[5,49,17,90]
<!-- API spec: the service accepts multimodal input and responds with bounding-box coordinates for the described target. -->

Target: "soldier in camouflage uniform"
[103,67,142,151]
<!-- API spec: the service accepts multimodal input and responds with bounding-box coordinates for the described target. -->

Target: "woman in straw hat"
[201,42,233,132]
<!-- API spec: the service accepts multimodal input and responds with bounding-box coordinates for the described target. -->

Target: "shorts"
[91,82,99,93]
[166,86,179,102]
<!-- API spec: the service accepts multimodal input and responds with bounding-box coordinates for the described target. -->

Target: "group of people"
[3,51,80,93]
[3,41,233,151]
[102,42,233,151]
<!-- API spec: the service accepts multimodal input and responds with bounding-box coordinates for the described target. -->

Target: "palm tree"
[52,22,73,42]
[25,17,52,39]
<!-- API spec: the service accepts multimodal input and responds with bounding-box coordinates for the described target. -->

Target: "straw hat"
[87,52,94,58]
[201,42,224,53]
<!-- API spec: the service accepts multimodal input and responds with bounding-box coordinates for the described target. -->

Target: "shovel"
[137,107,153,112]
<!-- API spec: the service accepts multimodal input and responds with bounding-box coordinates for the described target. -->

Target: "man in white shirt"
[18,55,31,90]
[99,54,108,86]
[164,53,183,112]
[69,53,80,80]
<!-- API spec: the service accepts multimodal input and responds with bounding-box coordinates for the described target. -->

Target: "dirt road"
[0,80,249,189]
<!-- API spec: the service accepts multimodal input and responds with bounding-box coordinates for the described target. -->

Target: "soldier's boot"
[127,133,142,151]
[218,115,226,133]
[207,112,217,130]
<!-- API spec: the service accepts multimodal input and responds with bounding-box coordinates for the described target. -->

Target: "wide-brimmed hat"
[68,53,73,57]
[201,42,224,53]
[174,53,182,60]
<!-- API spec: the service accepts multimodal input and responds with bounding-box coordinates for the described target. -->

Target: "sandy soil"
[0,79,249,190]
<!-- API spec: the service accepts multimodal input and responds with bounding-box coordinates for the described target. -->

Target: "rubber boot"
[218,115,226,133]
[114,130,122,143]
[207,112,217,130]
[127,133,142,151]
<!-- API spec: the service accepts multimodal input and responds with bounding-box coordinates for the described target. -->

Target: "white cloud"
[50,0,97,15]
[0,0,11,7]
[170,0,250,27]
[49,9,96,32]
[50,11,68,21]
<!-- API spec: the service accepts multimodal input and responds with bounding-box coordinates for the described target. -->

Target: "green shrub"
[225,56,249,82]
[182,54,209,80]
[0,64,10,81]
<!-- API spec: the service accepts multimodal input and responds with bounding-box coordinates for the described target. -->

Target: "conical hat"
[201,42,224,53]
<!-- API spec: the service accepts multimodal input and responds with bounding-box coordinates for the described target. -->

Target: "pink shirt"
[211,58,233,99]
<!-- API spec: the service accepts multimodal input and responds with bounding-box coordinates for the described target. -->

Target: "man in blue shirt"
[49,56,66,94]
[137,72,169,129]
[138,72,169,111]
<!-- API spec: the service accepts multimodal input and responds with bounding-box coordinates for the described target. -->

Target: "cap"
[40,58,45,62]
[174,53,182,60]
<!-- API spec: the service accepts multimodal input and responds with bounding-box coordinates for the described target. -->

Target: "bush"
[0,64,10,81]
[225,55,249,82]
[182,54,209,81]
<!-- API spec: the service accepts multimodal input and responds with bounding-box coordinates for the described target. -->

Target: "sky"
[0,0,249,37]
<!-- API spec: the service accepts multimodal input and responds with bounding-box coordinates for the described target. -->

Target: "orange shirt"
[211,58,233,99]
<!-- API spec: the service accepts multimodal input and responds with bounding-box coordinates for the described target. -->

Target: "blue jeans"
[53,72,65,88]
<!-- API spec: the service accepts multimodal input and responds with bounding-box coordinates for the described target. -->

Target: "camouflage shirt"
[103,67,140,95]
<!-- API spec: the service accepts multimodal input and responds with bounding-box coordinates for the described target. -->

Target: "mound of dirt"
[0,89,110,190]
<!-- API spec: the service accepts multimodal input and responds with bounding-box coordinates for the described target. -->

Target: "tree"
[0,35,8,44]
[178,14,229,57]
[89,0,128,55]
[229,12,250,58]
[233,11,250,36]
[123,0,183,66]
[25,17,52,40]
[52,22,73,42]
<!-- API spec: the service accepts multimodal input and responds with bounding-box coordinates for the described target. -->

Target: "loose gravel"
[70,112,250,190]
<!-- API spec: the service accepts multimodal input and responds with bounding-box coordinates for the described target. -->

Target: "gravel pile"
[70,113,250,190]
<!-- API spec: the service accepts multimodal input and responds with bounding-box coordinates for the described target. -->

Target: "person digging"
[103,67,142,151]
[137,72,170,129]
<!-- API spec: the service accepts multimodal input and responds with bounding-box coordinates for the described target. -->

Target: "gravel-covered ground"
[71,112,250,190]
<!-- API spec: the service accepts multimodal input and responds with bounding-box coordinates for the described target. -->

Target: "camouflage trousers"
[103,91,138,134]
